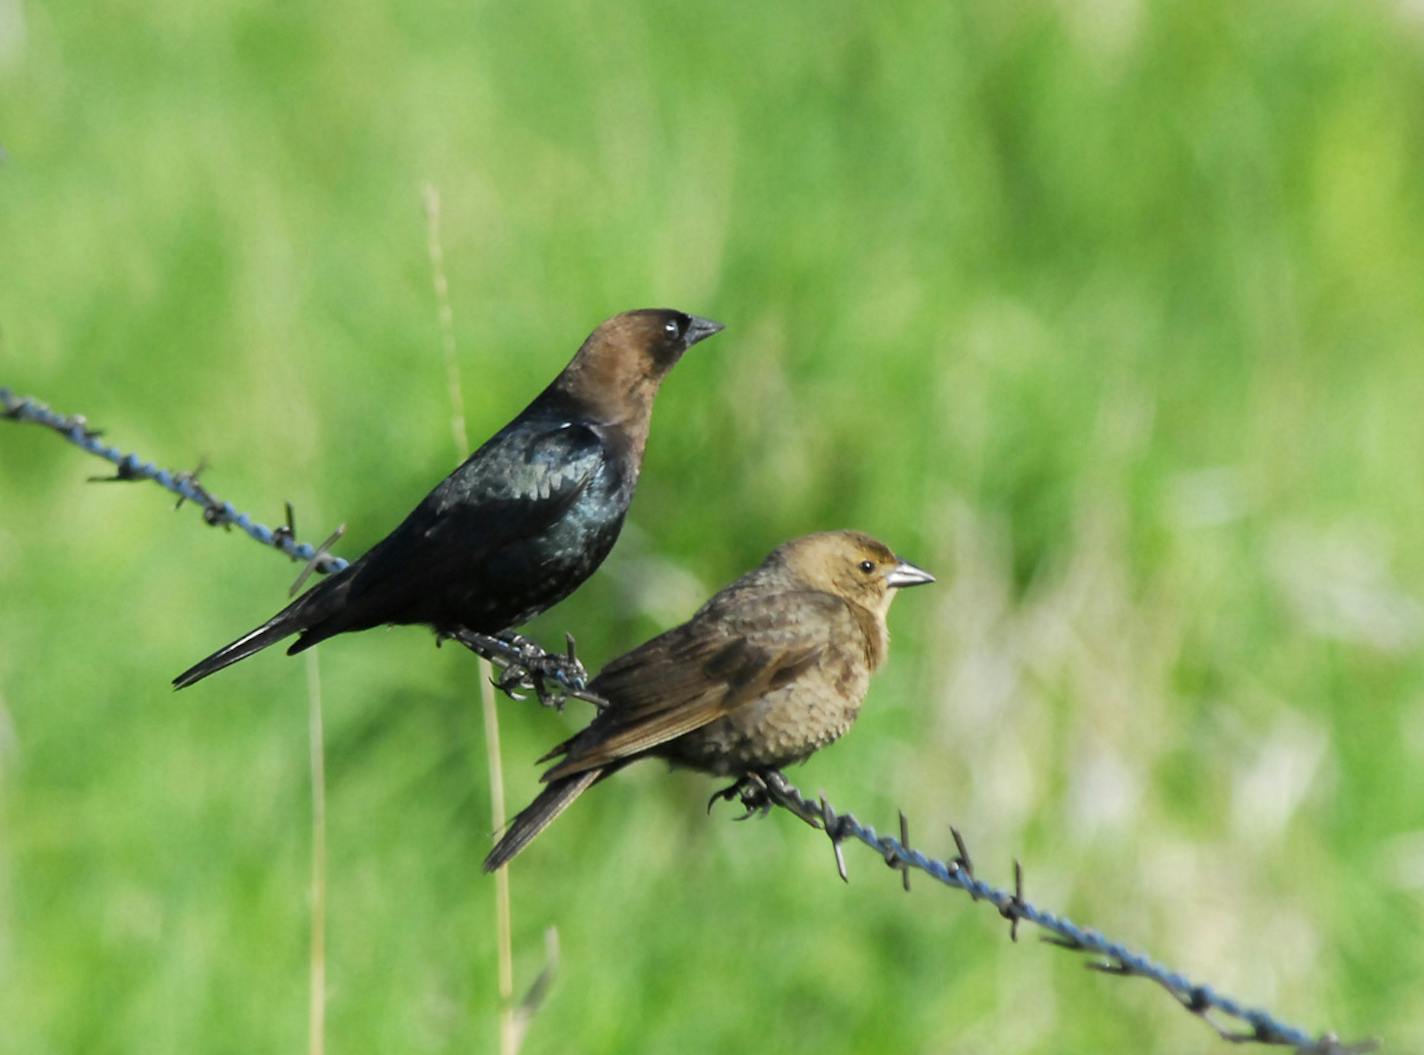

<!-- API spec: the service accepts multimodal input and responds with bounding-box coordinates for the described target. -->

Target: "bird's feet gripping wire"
[446,628,594,711]
[706,770,775,820]
[491,631,591,708]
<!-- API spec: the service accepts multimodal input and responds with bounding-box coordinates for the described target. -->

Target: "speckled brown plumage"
[484,530,934,870]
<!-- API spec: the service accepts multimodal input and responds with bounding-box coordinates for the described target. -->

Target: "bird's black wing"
[324,420,612,624]
[428,420,610,527]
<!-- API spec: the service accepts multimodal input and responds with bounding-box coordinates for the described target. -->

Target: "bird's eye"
[663,318,681,338]
[858,560,875,574]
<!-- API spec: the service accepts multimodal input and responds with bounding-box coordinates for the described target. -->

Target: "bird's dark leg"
[495,631,590,707]
[445,628,591,711]
[706,770,774,820]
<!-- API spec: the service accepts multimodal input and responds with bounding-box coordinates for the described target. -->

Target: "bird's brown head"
[557,308,723,427]
[774,530,935,620]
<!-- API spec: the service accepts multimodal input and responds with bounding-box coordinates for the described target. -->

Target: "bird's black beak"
[885,559,935,589]
[683,315,725,349]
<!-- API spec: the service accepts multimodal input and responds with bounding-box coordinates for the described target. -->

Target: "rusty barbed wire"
[2,386,1378,1054]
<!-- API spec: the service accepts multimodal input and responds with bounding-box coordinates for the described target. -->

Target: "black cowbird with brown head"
[173,309,723,689]
[484,530,934,871]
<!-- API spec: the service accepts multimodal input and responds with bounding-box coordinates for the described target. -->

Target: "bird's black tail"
[172,581,337,689]
[483,769,602,872]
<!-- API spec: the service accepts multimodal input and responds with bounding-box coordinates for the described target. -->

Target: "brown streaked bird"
[484,530,934,871]
[173,308,723,689]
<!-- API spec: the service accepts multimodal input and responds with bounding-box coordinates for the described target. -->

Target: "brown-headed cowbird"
[173,309,723,689]
[484,530,934,871]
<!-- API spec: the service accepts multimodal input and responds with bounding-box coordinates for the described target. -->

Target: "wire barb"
[888,811,911,891]
[816,793,851,883]
[1000,860,1025,942]
[949,826,977,896]
[171,457,208,511]
[272,501,298,549]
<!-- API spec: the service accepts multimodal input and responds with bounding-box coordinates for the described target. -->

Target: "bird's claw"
[488,632,590,711]
[490,665,530,701]
[706,772,773,820]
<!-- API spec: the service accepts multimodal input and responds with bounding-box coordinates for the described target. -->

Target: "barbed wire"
[2,387,1378,1054]
[752,772,1374,1054]
[1,387,350,579]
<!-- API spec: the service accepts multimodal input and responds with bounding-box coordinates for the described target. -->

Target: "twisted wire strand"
[2,387,349,576]
[755,771,1375,1055]
[2,387,1378,1055]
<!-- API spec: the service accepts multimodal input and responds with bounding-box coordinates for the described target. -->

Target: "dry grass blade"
[304,651,327,1055]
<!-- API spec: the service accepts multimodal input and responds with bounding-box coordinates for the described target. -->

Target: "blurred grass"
[3,0,1424,1052]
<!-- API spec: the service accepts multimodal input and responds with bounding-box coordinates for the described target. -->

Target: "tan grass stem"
[422,181,518,1054]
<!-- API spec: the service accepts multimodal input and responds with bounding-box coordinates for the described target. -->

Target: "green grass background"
[3,0,1422,1051]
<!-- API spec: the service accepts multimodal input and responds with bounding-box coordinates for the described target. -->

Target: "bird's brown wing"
[542,589,847,778]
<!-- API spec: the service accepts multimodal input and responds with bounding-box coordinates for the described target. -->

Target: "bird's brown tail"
[483,769,602,872]
[172,581,335,689]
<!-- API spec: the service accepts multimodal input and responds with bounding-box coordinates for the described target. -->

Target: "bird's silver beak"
[684,315,725,348]
[886,560,935,589]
